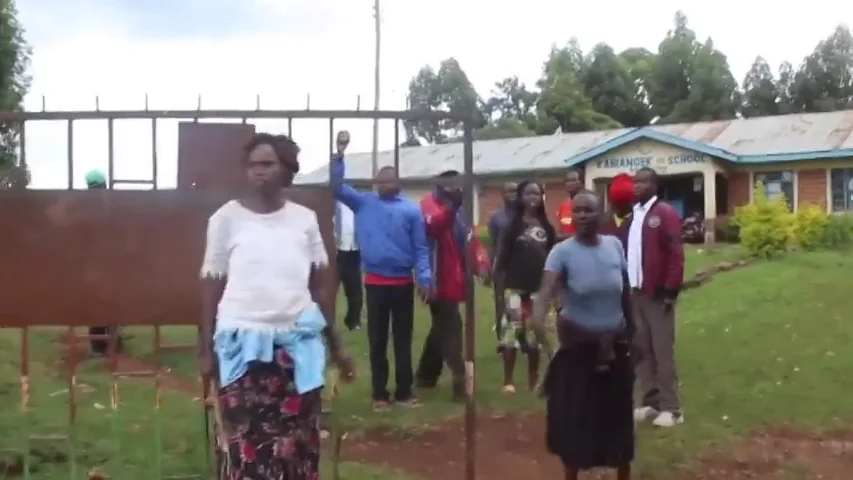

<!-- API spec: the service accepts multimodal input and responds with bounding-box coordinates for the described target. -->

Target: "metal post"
[151,118,159,190]
[328,118,335,159]
[393,119,400,173]
[66,121,74,189]
[462,120,477,480]
[107,119,115,188]
[370,0,382,179]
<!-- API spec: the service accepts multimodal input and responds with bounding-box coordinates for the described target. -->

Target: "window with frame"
[830,168,853,212]
[754,171,794,211]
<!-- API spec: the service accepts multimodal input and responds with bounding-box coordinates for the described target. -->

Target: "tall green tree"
[537,74,621,133]
[619,47,655,108]
[482,76,539,130]
[790,25,853,113]
[535,40,620,133]
[648,12,739,123]
[741,56,780,117]
[583,43,650,127]
[475,117,536,141]
[405,58,484,145]
[0,0,30,189]
[775,61,796,114]
[647,11,697,121]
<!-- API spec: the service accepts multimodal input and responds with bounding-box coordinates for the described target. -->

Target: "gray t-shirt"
[544,235,626,332]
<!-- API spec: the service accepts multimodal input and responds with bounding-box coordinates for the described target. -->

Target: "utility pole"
[371,0,381,179]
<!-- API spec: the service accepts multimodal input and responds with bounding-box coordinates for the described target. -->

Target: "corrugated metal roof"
[296,128,631,183]
[650,109,853,156]
[296,109,853,184]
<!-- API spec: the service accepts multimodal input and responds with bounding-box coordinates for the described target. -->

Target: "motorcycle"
[681,212,706,244]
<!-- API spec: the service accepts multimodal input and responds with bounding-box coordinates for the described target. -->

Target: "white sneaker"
[633,406,658,422]
[652,411,684,427]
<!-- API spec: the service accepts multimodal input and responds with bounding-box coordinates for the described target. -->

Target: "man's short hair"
[636,167,658,185]
[437,169,460,178]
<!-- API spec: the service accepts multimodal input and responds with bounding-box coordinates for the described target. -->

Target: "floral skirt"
[217,349,323,480]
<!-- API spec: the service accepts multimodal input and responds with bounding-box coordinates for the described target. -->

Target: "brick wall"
[478,186,503,224]
[727,171,751,214]
[797,169,827,210]
[477,181,566,226]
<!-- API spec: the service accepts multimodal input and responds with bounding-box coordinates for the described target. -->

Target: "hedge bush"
[734,183,853,256]
[822,214,853,249]
[733,183,793,258]
[791,204,829,251]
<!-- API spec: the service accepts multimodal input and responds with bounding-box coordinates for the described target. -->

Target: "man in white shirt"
[627,167,685,428]
[335,200,362,331]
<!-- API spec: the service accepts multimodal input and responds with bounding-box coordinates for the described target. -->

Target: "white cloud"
[20,0,852,188]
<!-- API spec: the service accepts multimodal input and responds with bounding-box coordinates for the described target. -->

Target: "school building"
[297,109,853,240]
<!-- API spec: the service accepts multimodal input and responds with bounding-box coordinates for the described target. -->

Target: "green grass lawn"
[3,244,853,478]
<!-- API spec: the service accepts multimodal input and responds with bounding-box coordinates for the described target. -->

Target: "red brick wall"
[478,181,565,226]
[727,171,751,214]
[797,169,827,210]
[478,186,503,225]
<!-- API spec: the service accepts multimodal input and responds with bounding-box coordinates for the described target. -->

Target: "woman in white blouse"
[200,133,355,479]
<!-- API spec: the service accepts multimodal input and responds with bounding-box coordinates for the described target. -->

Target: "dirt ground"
[343,412,566,479]
[53,335,853,479]
[344,414,853,480]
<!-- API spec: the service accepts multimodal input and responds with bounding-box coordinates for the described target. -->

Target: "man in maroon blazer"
[627,167,685,428]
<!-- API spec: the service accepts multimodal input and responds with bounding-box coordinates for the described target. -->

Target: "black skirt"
[543,322,635,469]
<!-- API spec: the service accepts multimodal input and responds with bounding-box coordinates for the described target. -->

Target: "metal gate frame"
[0,107,479,479]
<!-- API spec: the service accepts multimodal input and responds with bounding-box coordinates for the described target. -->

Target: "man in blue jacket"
[331,155,432,411]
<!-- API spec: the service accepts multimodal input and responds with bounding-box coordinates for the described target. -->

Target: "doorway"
[658,173,703,219]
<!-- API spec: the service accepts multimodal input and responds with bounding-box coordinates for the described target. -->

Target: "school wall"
[478,177,565,227]
[407,157,853,231]
[733,159,853,213]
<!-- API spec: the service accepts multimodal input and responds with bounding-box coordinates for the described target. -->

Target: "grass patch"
[7,244,853,479]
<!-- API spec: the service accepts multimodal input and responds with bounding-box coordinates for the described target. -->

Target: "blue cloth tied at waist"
[213,302,327,393]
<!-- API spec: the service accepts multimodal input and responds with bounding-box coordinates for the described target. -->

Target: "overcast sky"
[18,0,851,188]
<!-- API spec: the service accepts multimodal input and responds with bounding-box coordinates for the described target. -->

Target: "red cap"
[608,173,634,206]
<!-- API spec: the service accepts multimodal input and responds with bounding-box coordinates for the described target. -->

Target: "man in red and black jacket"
[627,167,686,428]
[415,170,467,401]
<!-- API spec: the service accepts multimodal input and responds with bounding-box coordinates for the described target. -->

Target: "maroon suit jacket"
[625,200,685,298]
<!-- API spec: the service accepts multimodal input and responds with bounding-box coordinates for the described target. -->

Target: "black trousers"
[416,300,465,395]
[365,283,415,402]
[336,250,363,330]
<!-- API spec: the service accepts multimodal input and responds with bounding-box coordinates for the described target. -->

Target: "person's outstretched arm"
[330,155,367,213]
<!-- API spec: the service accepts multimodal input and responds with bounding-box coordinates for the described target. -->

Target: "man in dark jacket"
[415,170,467,400]
[627,167,685,428]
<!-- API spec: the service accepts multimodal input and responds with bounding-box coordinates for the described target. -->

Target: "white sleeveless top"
[200,200,328,331]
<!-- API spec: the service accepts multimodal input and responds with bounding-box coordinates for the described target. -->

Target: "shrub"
[732,183,793,258]
[714,217,740,243]
[791,204,829,251]
[475,223,490,245]
[822,214,853,249]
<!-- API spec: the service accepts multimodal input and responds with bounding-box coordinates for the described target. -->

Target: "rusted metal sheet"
[177,122,256,190]
[0,188,335,327]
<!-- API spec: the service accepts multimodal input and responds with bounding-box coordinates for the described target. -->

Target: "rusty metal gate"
[0,107,478,479]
